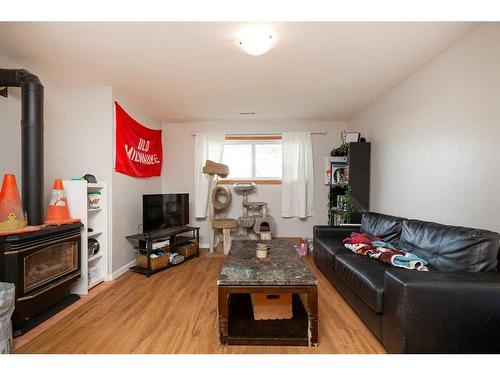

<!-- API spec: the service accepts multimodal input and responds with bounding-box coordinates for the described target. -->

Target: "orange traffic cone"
[45,179,80,226]
[0,174,28,233]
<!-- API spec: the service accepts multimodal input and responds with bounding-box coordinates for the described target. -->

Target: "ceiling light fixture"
[238,25,276,56]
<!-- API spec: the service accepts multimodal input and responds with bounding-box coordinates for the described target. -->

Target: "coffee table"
[217,239,318,346]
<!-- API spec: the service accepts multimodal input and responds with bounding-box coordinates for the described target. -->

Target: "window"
[220,136,282,184]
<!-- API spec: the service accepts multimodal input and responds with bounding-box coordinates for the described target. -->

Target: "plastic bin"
[0,283,15,354]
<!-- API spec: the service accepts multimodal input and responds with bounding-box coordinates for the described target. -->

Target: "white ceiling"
[0,22,476,122]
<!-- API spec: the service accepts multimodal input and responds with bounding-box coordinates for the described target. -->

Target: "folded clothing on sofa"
[343,232,429,271]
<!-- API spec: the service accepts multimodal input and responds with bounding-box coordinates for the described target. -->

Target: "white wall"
[0,54,23,182]
[350,23,500,232]
[111,89,162,274]
[44,87,114,205]
[161,120,348,247]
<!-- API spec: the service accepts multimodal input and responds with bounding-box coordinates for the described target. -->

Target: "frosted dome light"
[238,25,276,56]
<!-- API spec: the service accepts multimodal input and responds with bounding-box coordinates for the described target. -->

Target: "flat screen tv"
[143,193,189,232]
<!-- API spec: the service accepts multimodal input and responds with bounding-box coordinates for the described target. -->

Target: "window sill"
[218,179,282,185]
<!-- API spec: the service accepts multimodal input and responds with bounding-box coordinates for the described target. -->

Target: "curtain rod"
[191,131,327,136]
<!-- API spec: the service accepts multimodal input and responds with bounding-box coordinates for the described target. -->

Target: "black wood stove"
[0,68,82,336]
[0,223,82,335]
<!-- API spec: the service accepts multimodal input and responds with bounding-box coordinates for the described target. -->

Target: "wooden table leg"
[307,286,319,346]
[218,286,229,345]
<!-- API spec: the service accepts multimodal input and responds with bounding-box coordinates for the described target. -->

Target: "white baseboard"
[199,243,209,249]
[112,259,136,280]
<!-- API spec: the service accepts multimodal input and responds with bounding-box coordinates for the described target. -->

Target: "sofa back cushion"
[360,212,406,247]
[399,219,500,272]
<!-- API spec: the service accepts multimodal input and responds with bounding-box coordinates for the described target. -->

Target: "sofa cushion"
[315,237,352,257]
[399,219,500,272]
[335,254,389,313]
[313,239,337,284]
[360,212,406,247]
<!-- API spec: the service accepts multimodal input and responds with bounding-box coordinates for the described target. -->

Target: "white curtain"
[281,131,315,218]
[193,132,225,218]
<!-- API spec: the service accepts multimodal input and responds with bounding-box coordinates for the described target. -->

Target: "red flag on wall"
[114,102,163,178]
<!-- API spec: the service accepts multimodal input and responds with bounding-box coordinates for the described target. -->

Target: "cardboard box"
[251,293,293,320]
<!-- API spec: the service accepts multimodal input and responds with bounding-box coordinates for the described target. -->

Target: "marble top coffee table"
[217,239,318,346]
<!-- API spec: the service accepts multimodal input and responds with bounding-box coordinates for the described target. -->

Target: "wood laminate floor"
[16,250,386,354]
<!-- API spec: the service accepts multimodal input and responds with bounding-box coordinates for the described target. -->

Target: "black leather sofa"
[313,212,500,353]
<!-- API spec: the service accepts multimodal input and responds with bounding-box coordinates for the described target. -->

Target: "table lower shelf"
[227,293,309,346]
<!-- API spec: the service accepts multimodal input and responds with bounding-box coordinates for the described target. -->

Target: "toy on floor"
[233,182,276,240]
[203,160,238,254]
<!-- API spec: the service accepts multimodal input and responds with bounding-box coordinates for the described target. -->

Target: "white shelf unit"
[64,180,110,294]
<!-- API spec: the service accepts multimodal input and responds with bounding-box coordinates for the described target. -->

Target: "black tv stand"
[126,226,200,277]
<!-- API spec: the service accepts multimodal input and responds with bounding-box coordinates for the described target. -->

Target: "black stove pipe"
[0,68,44,226]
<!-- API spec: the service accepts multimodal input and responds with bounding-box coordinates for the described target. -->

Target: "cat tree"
[234,182,276,240]
[203,160,238,254]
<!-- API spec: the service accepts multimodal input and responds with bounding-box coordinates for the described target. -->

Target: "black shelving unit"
[328,142,371,225]
[126,226,200,277]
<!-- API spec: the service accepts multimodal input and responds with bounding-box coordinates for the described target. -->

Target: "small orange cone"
[45,179,80,226]
[0,174,28,232]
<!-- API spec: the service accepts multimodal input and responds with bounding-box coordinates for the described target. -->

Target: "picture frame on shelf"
[344,132,361,143]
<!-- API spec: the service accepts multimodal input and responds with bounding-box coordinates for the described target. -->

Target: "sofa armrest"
[383,269,500,353]
[313,225,360,240]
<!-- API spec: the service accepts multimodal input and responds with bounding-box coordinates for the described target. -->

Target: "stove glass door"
[24,241,79,293]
